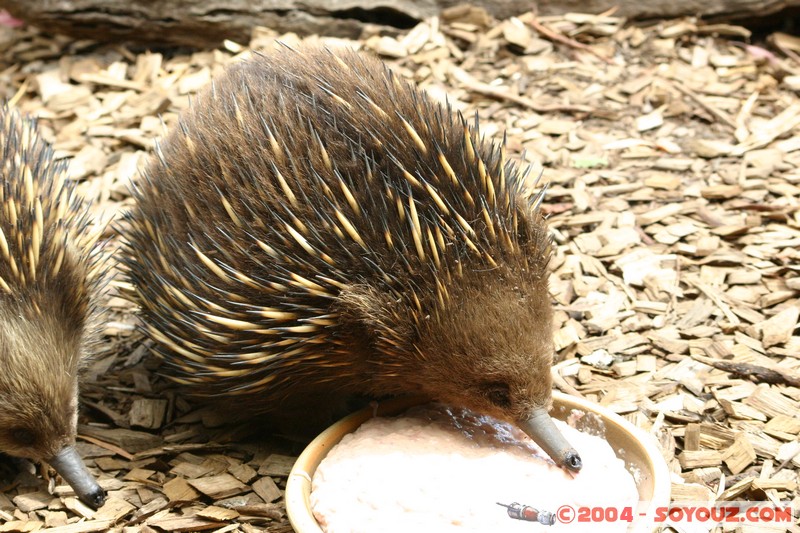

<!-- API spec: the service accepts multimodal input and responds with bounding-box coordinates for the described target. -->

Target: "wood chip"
[38,521,114,533]
[228,463,258,484]
[257,455,295,477]
[130,398,169,429]
[722,434,758,474]
[188,474,248,500]
[163,477,200,503]
[743,386,800,419]
[145,515,220,531]
[671,482,715,501]
[196,506,240,521]
[759,306,799,348]
[718,477,756,501]
[251,476,281,503]
[765,415,800,436]
[11,492,52,513]
[62,497,95,519]
[678,450,724,469]
[93,498,136,521]
[701,184,743,199]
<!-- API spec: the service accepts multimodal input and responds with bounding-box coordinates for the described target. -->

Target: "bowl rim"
[286,392,671,532]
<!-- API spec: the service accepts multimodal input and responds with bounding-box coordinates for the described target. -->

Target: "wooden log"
[1,0,799,48]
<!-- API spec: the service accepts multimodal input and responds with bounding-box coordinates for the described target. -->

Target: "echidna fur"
[123,45,580,469]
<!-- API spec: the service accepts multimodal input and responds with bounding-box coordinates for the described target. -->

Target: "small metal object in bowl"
[286,392,671,533]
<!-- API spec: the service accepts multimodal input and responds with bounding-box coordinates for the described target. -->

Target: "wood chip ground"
[0,7,799,533]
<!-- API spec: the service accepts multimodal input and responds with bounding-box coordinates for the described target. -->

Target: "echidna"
[123,45,581,471]
[0,106,106,507]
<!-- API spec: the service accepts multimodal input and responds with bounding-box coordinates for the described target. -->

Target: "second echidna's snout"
[0,106,106,507]
[123,44,580,471]
[0,308,105,508]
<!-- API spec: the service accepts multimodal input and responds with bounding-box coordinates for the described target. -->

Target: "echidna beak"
[520,408,583,472]
[48,445,106,508]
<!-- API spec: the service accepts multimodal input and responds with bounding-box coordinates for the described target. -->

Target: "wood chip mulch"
[0,6,799,533]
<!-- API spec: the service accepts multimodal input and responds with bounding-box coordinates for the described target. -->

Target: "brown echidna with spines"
[123,44,581,471]
[0,105,106,508]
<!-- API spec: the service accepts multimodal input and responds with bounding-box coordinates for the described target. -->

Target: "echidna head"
[0,291,106,507]
[411,271,555,420]
[342,267,581,471]
[0,300,82,461]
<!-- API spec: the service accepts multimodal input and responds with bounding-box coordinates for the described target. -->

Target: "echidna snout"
[394,272,581,471]
[123,45,581,471]
[0,106,106,507]
[0,308,106,507]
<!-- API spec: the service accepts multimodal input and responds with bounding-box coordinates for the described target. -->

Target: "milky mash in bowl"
[311,404,639,533]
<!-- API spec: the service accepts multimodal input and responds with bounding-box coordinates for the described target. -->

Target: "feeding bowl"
[286,391,671,532]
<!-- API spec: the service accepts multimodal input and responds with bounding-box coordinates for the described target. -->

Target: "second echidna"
[0,105,106,507]
[123,45,581,471]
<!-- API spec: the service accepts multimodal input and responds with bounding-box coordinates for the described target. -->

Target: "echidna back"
[0,106,97,352]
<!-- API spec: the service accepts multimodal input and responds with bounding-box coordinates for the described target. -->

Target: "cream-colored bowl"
[286,392,671,532]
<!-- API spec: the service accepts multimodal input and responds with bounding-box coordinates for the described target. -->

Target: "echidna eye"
[11,428,35,446]
[482,382,511,408]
